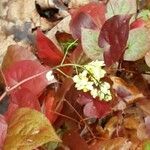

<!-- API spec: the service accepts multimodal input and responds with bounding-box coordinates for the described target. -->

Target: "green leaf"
[106,0,137,19]
[124,27,150,61]
[81,28,103,60]
[138,9,150,21]
[4,108,61,150]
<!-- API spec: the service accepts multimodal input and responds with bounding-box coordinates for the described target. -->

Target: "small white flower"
[72,60,112,101]
[46,70,54,81]
[90,88,98,98]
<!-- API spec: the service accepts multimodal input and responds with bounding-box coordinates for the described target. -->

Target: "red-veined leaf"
[99,15,131,66]
[36,29,64,66]
[0,115,7,149]
[4,60,53,96]
[70,2,106,39]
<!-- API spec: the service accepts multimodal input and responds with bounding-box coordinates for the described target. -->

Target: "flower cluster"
[73,60,112,101]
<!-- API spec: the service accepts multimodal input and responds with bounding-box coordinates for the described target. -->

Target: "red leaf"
[4,102,18,122]
[77,92,92,106]
[99,15,131,66]
[93,100,111,118]
[63,130,89,150]
[4,60,50,96]
[0,115,7,149]
[36,29,64,66]
[83,101,99,118]
[70,12,97,39]
[83,100,111,118]
[5,88,41,122]
[2,44,36,70]
[42,91,60,123]
[55,31,74,44]
[10,88,41,111]
[130,19,145,30]
[70,2,106,39]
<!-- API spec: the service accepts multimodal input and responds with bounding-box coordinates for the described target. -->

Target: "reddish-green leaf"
[99,15,131,66]
[81,28,103,60]
[70,2,106,39]
[124,27,150,61]
[3,108,61,150]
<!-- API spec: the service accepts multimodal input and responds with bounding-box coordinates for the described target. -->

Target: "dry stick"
[0,70,48,102]
[63,99,96,139]
[51,110,80,124]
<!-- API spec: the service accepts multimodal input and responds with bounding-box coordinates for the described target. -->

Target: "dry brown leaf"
[111,76,144,104]
[92,137,132,150]
[124,116,140,130]
[3,108,61,150]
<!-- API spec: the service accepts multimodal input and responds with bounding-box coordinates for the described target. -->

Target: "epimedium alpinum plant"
[0,0,150,149]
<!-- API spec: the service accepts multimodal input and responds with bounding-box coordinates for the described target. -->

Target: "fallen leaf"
[99,15,131,66]
[81,28,103,60]
[111,76,144,104]
[3,108,61,150]
[0,115,7,149]
[62,130,89,150]
[91,137,132,150]
[2,44,37,70]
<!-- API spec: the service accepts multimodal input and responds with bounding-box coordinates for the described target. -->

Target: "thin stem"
[51,110,80,124]
[56,68,72,79]
[8,70,47,92]
[0,91,7,102]
[64,99,96,138]
[60,39,78,65]
[0,68,8,86]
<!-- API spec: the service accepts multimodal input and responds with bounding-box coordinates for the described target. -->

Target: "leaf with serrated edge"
[124,27,150,61]
[81,28,103,60]
[3,108,61,150]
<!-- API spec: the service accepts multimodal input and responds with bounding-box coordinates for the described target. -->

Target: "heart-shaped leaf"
[99,15,131,66]
[81,28,103,60]
[4,60,52,96]
[70,2,106,39]
[3,108,61,150]
[124,27,150,61]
